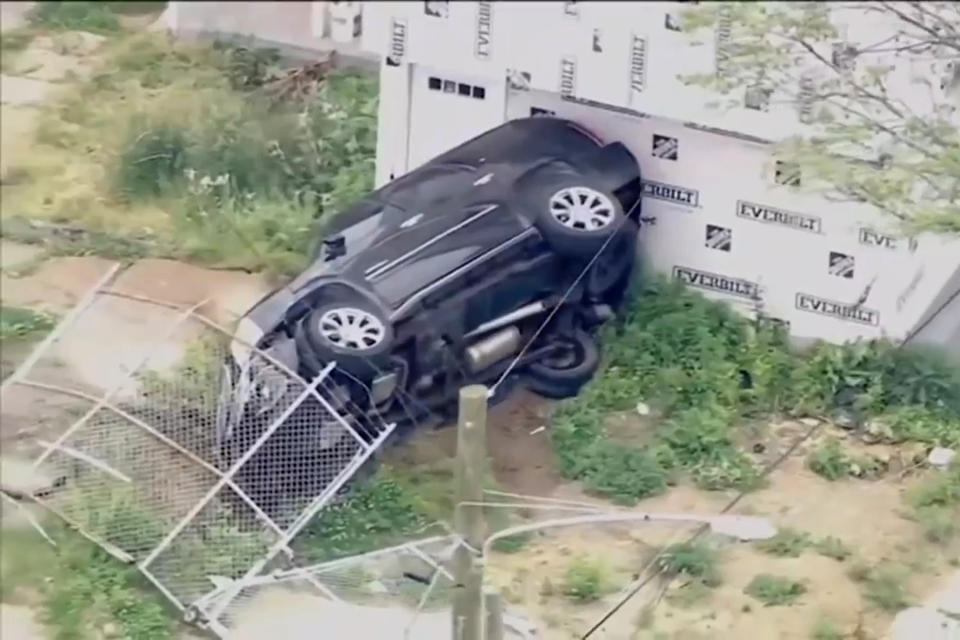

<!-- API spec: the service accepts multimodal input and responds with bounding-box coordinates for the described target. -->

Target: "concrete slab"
[0,74,55,105]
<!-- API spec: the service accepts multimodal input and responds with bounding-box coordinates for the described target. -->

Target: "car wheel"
[525,329,600,398]
[532,180,625,259]
[586,218,638,299]
[303,300,394,378]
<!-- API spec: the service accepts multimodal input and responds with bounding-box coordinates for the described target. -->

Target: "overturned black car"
[218,116,643,460]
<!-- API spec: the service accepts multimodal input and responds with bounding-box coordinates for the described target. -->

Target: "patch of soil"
[487,388,561,497]
[0,603,46,640]
[485,439,957,640]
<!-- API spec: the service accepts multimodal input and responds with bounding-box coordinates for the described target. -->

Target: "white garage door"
[407,65,506,170]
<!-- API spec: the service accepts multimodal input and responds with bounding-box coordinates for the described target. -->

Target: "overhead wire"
[489,195,643,396]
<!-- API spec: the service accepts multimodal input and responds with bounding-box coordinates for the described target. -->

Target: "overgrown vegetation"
[755,527,811,558]
[659,541,721,586]
[744,574,807,606]
[1,527,174,639]
[2,32,377,276]
[906,460,960,543]
[563,556,610,603]
[0,305,56,341]
[551,277,960,504]
[814,536,852,562]
[298,477,433,563]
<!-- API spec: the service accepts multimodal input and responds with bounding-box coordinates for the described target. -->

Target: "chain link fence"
[0,265,398,637]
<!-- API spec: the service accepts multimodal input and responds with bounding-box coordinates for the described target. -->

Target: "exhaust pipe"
[463,300,550,339]
[465,326,522,373]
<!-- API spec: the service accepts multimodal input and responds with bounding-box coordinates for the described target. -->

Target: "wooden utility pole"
[452,385,488,640]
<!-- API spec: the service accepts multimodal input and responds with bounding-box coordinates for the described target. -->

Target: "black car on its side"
[218,116,643,461]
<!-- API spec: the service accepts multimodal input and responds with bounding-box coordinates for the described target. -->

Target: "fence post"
[483,589,504,640]
[452,385,488,640]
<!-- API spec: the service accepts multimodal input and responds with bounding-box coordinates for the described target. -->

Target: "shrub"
[755,528,811,557]
[862,567,911,612]
[814,536,852,561]
[660,541,721,586]
[29,1,122,33]
[807,438,852,481]
[744,574,806,606]
[0,306,56,341]
[299,478,430,563]
[563,556,609,603]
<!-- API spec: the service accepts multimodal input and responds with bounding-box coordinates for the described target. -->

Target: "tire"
[586,218,638,299]
[529,177,625,259]
[525,329,600,397]
[302,300,394,378]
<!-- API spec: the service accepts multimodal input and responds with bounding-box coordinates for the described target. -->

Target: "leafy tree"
[680,2,959,235]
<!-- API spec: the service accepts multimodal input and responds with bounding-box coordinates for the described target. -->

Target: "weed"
[563,556,610,603]
[666,580,713,608]
[2,527,174,639]
[807,438,852,481]
[1,28,36,54]
[492,533,532,554]
[744,574,806,606]
[906,461,960,543]
[914,506,958,543]
[861,566,911,612]
[908,460,960,510]
[810,617,842,640]
[755,527,811,557]
[298,477,431,563]
[659,541,721,586]
[814,536,852,561]
[29,2,123,33]
[0,305,56,341]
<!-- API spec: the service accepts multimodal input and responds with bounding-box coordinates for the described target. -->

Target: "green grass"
[659,541,721,586]
[0,305,56,341]
[549,276,960,504]
[906,460,960,543]
[29,2,124,33]
[4,32,378,277]
[1,527,174,639]
[297,476,434,563]
[563,556,610,603]
[814,536,852,561]
[744,574,807,606]
[861,566,911,612]
[810,617,842,640]
[755,527,811,557]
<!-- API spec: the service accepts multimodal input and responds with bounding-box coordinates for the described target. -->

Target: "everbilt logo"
[642,180,700,207]
[629,34,647,98]
[737,200,821,233]
[715,5,732,76]
[796,293,880,326]
[858,228,918,252]
[673,266,759,299]
[386,18,407,67]
[475,1,492,59]
[560,57,576,97]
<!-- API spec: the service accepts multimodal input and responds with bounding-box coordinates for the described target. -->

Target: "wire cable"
[489,197,642,397]
[579,418,825,638]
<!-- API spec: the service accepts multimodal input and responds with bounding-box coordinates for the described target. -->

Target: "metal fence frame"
[0,263,396,637]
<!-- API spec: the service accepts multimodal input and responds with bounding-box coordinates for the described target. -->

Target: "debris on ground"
[928,447,957,469]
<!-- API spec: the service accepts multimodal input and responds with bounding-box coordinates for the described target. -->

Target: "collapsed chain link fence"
[0,265,405,637]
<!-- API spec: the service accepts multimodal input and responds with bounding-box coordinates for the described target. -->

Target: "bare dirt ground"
[385,402,959,639]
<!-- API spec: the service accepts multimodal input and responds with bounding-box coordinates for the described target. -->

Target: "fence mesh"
[1,282,396,635]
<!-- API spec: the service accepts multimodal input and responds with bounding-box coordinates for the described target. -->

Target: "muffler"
[465,326,522,373]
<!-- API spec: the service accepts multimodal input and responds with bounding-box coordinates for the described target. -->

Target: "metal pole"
[483,589,504,640]
[452,385,488,640]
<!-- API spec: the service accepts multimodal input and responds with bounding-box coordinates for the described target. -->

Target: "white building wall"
[362,1,960,345]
